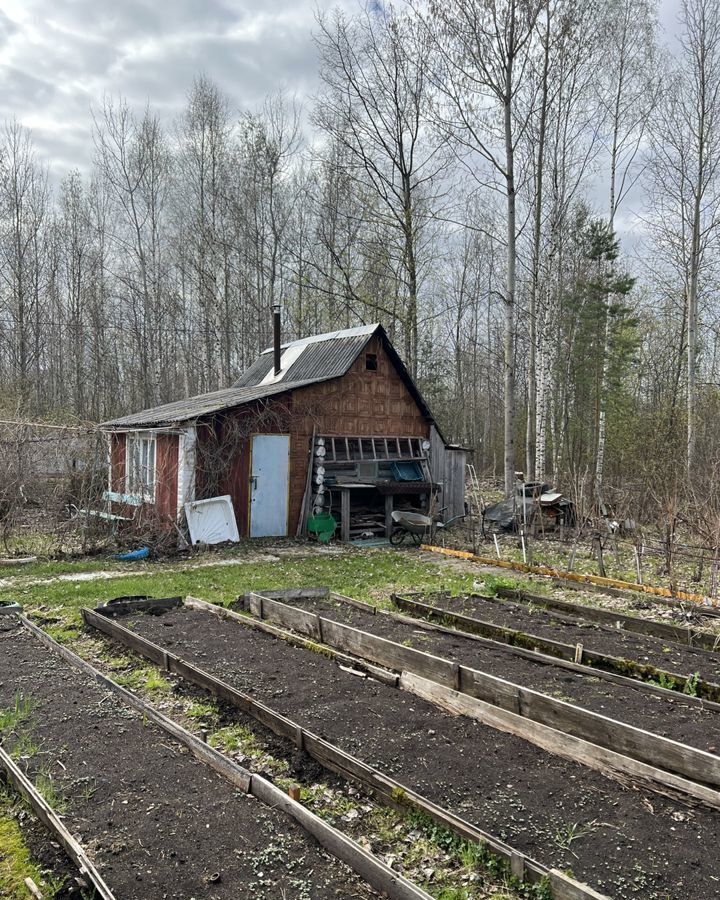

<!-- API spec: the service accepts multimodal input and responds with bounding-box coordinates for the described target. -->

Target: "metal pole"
[273,305,282,375]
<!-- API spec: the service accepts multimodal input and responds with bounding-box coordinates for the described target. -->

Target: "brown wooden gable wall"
[296,335,428,437]
[284,335,430,535]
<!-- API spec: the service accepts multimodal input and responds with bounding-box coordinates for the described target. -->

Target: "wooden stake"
[493,534,501,559]
[634,545,643,586]
[520,531,527,564]
[24,878,43,900]
[595,536,606,578]
[568,544,578,573]
[288,785,301,802]
[574,643,583,664]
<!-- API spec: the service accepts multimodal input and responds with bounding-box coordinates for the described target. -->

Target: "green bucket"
[307,512,337,543]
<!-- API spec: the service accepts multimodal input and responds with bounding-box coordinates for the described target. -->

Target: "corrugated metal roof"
[100,322,445,440]
[234,333,372,388]
[101,379,322,429]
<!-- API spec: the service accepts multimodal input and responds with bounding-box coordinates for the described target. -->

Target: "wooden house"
[100,323,466,540]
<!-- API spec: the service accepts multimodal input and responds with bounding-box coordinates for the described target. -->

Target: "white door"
[250,434,290,537]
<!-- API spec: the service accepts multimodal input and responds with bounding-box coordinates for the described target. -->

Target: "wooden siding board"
[444,448,467,520]
[110,433,125,490]
[155,434,179,520]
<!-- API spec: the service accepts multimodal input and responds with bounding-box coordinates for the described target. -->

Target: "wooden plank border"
[392,593,720,706]
[320,590,720,709]
[17,615,432,900]
[81,603,607,900]
[420,544,714,605]
[551,576,720,615]
[240,592,720,799]
[492,586,720,651]
[0,744,117,900]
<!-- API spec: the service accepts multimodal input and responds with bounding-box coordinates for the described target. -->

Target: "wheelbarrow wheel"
[389,527,408,546]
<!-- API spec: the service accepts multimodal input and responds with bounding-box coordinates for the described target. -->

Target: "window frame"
[125,431,157,502]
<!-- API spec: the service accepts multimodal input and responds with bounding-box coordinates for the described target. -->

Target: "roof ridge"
[259,323,379,355]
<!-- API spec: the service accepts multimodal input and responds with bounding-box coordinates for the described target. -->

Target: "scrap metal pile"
[482,481,574,535]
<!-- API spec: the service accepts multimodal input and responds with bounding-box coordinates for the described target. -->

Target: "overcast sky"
[0,0,682,180]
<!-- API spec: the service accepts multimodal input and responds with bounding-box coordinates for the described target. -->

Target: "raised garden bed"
[400,591,720,687]
[252,591,720,755]
[0,618,389,900]
[96,600,720,900]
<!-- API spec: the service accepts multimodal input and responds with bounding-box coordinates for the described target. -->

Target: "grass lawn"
[0,788,65,899]
[0,547,484,629]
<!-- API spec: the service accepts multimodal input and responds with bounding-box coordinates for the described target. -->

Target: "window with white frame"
[126,432,157,500]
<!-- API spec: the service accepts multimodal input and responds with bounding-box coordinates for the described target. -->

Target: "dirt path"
[122,604,720,900]
[0,544,345,591]
[0,619,378,900]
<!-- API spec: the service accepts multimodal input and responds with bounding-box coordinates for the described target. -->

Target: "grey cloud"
[0,9,18,45]
[0,66,57,108]
[0,0,330,176]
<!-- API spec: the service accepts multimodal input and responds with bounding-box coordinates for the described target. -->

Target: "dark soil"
[269,593,720,754]
[417,592,720,682]
[126,604,720,900]
[0,619,378,900]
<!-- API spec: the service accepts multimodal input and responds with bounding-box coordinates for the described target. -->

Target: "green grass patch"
[0,787,64,899]
[114,666,171,694]
[0,695,34,734]
[185,700,218,722]
[3,549,479,624]
[42,624,81,645]
[34,774,66,814]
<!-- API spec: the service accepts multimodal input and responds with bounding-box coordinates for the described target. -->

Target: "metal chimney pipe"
[273,303,282,375]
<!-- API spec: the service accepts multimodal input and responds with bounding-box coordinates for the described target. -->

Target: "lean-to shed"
[101,323,466,540]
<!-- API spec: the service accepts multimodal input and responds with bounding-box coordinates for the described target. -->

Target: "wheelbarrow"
[389,510,433,546]
[389,508,467,546]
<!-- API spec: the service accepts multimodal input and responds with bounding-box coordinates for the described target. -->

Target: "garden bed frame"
[83,601,608,900]
[225,590,720,803]
[2,614,432,900]
[392,592,720,702]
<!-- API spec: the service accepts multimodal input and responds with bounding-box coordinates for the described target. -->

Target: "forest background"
[0,0,718,528]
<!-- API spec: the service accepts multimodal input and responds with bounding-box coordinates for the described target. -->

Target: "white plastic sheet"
[184,495,240,545]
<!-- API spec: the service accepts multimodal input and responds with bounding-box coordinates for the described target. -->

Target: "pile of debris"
[482,481,574,535]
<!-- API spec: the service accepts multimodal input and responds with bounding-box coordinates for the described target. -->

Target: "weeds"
[34,772,66,814]
[8,731,41,762]
[0,785,65,899]
[185,700,218,721]
[683,672,701,697]
[114,666,170,694]
[0,694,34,734]
[553,820,603,859]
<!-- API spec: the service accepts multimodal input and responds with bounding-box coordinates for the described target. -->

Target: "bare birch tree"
[645,0,720,482]
[426,0,542,494]
[314,5,443,375]
[593,0,658,507]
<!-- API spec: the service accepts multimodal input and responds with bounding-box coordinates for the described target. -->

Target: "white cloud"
[0,0,357,178]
